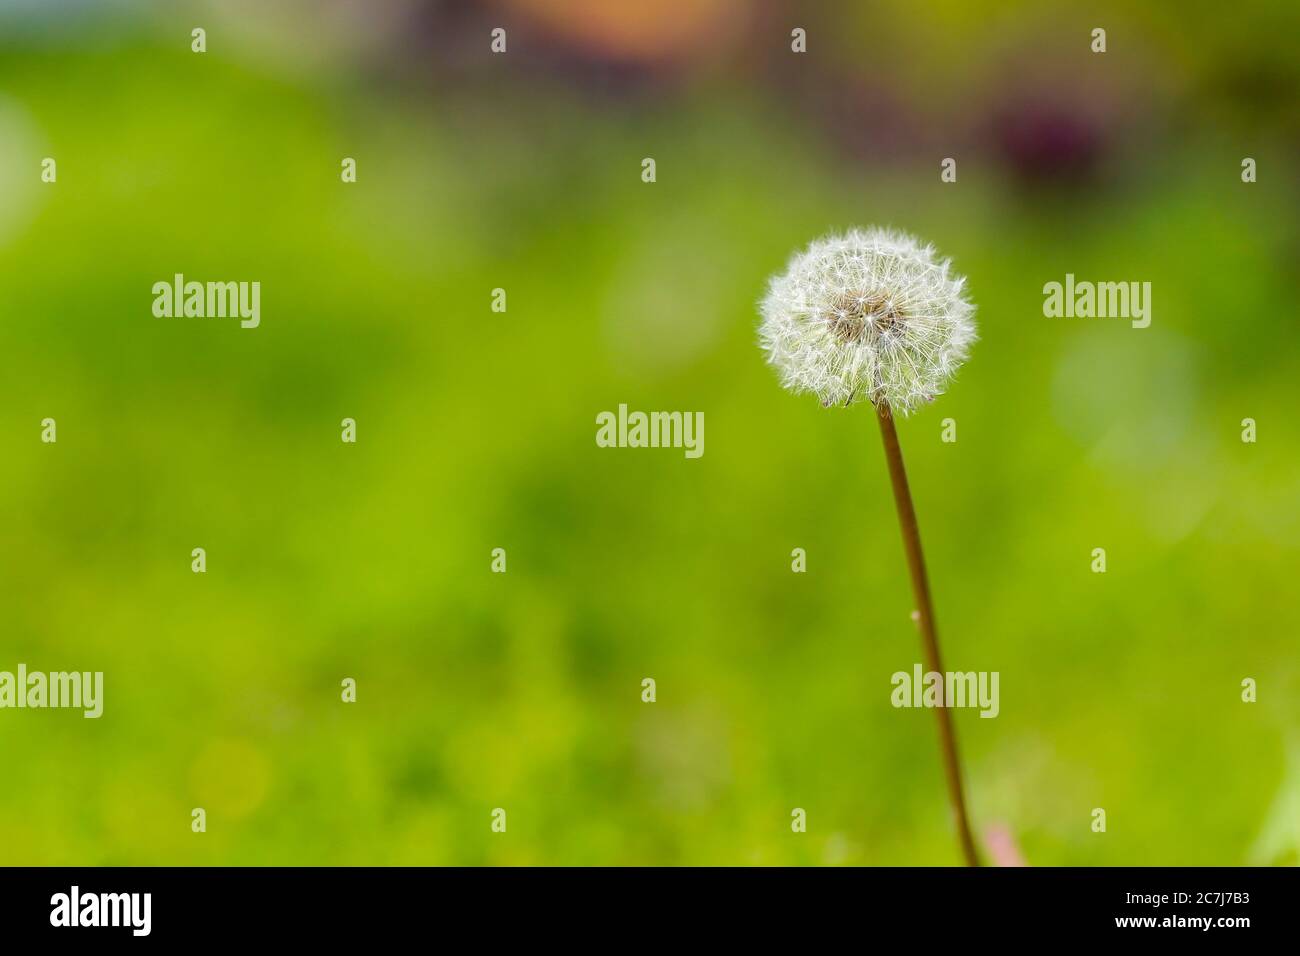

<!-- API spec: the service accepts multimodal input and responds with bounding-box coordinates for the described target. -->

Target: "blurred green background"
[1,0,1297,865]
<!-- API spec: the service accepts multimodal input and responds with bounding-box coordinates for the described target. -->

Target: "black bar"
[0,867,1287,942]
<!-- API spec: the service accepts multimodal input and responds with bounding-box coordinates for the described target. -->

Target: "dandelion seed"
[758,227,976,414]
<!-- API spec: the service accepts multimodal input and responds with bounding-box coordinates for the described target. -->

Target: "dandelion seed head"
[758,227,976,414]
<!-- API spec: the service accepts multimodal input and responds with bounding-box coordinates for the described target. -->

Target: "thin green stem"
[874,399,981,867]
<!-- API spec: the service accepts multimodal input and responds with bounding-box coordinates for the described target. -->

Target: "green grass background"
[1,0,1297,864]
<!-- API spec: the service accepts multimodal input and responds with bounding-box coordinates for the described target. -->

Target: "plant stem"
[874,399,981,867]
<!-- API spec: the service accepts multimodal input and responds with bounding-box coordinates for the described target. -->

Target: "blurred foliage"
[0,0,1297,865]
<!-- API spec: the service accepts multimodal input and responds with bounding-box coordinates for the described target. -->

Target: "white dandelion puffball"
[759,228,976,413]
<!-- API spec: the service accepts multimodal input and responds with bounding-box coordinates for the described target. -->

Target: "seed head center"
[826,292,904,343]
